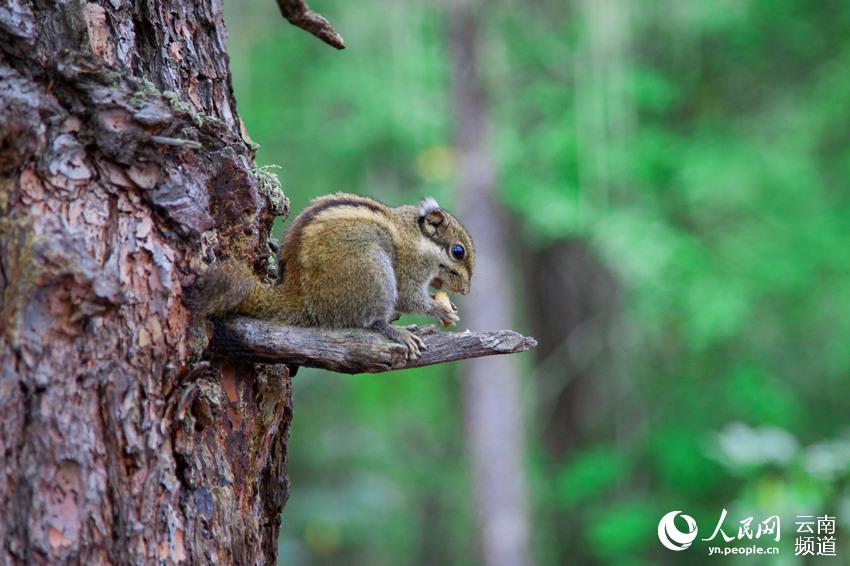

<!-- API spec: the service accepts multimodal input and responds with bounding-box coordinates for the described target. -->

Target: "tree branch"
[211,317,537,374]
[276,0,345,50]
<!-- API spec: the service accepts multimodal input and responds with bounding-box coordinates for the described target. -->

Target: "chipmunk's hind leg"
[301,230,396,327]
[298,221,423,358]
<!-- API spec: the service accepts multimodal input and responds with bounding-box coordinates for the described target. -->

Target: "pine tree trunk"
[0,2,292,564]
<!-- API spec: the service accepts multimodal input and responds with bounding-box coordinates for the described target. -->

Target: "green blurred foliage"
[555,447,630,507]
[224,0,850,563]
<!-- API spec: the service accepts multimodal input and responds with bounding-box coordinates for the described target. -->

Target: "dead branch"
[276,0,345,50]
[211,317,537,374]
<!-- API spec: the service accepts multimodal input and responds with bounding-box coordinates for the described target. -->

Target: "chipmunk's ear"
[418,197,447,237]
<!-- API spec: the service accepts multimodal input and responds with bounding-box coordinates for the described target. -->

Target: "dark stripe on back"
[300,197,385,224]
[279,197,387,280]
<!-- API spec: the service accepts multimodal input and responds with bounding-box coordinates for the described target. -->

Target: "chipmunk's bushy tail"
[186,261,303,322]
[186,261,257,318]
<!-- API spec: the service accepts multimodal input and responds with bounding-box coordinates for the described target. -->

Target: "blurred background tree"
[225,0,850,563]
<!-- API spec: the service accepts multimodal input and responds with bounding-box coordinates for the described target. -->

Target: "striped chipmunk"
[193,193,475,359]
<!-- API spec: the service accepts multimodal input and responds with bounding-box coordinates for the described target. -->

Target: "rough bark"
[211,319,537,373]
[449,4,534,566]
[0,2,293,564]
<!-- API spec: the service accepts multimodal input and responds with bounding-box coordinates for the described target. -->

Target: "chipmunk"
[193,193,475,359]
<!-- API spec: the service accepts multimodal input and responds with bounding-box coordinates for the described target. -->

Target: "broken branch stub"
[276,0,346,49]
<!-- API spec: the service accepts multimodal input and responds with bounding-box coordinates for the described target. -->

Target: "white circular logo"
[658,510,698,551]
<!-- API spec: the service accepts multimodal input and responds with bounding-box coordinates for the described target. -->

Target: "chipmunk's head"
[418,197,475,295]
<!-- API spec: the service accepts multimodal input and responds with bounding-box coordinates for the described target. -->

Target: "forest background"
[224,1,850,563]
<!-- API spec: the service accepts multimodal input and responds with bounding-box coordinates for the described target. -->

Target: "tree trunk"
[524,240,622,458]
[449,4,533,566]
[0,2,292,564]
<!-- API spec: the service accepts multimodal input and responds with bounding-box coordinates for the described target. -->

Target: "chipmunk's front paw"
[431,293,460,328]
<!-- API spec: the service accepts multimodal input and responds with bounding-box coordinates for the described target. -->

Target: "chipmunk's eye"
[451,243,465,261]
